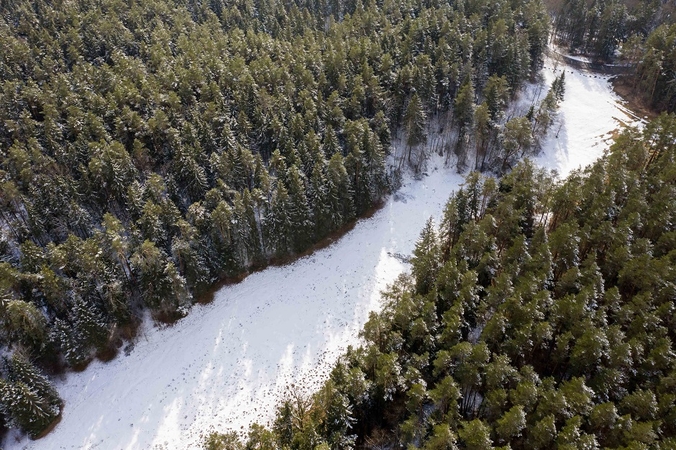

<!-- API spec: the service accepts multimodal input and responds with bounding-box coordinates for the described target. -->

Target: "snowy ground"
[515,53,643,176]
[5,163,464,450]
[3,55,643,450]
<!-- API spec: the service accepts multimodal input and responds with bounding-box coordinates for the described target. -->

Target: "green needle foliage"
[0,0,560,439]
[0,354,62,439]
[0,0,549,369]
[213,114,676,449]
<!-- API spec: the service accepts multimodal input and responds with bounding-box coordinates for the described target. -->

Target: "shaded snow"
[3,54,641,450]
[564,54,593,63]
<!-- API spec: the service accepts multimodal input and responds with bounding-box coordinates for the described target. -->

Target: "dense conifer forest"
[548,0,676,111]
[0,0,556,439]
[0,0,673,444]
[207,114,676,450]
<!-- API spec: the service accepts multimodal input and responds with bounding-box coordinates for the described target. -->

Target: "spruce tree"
[266,184,292,257]
[2,300,48,355]
[6,354,61,414]
[0,377,59,439]
[232,116,676,450]
[309,158,331,241]
[50,318,88,368]
[71,296,109,354]
[285,165,313,253]
[411,218,441,295]
[404,94,427,164]
[326,153,355,232]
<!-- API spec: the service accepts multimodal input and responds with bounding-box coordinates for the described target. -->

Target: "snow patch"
[519,54,644,178]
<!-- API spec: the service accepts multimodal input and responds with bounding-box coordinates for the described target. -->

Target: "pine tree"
[2,300,48,355]
[173,144,209,202]
[0,0,558,406]
[454,80,476,133]
[473,103,493,171]
[454,80,476,166]
[210,199,238,271]
[404,94,427,165]
[326,153,355,232]
[0,377,59,439]
[6,354,61,413]
[233,189,264,265]
[266,184,292,257]
[285,165,313,253]
[308,158,331,241]
[551,72,566,102]
[483,75,510,121]
[71,296,110,353]
[131,240,191,317]
[171,220,212,292]
[50,317,88,368]
[361,128,387,207]
[458,419,493,450]
[500,117,534,172]
[227,115,676,450]
[87,140,137,207]
[411,218,441,295]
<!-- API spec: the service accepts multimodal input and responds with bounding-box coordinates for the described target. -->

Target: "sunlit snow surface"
[527,56,643,176]
[3,56,642,450]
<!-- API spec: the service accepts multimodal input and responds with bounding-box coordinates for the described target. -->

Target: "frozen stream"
[4,56,642,450]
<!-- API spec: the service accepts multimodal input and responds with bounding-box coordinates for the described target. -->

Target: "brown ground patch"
[32,411,63,440]
[611,76,660,121]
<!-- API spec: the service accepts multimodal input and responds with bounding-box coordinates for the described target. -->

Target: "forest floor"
[2,55,643,450]
[611,76,661,121]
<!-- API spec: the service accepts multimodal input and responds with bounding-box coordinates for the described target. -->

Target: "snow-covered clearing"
[515,53,643,175]
[6,164,464,450]
[3,54,643,450]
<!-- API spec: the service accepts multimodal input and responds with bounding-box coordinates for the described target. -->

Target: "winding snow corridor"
[4,58,642,449]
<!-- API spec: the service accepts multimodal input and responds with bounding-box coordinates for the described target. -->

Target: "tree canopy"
[0,0,553,439]
[209,114,676,449]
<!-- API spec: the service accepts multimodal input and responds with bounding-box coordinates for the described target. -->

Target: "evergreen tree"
[411,218,441,295]
[483,75,510,121]
[326,153,355,232]
[233,190,264,266]
[500,117,534,172]
[171,220,212,292]
[266,184,292,257]
[309,158,331,240]
[404,94,428,165]
[131,240,191,317]
[227,115,676,450]
[4,381,55,438]
[1,300,48,355]
[285,165,313,253]
[210,200,238,271]
[455,80,476,133]
[0,0,556,432]
[6,354,61,414]
[454,80,476,166]
[0,361,61,440]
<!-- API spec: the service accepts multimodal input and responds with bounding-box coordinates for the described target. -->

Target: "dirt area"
[611,76,660,121]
